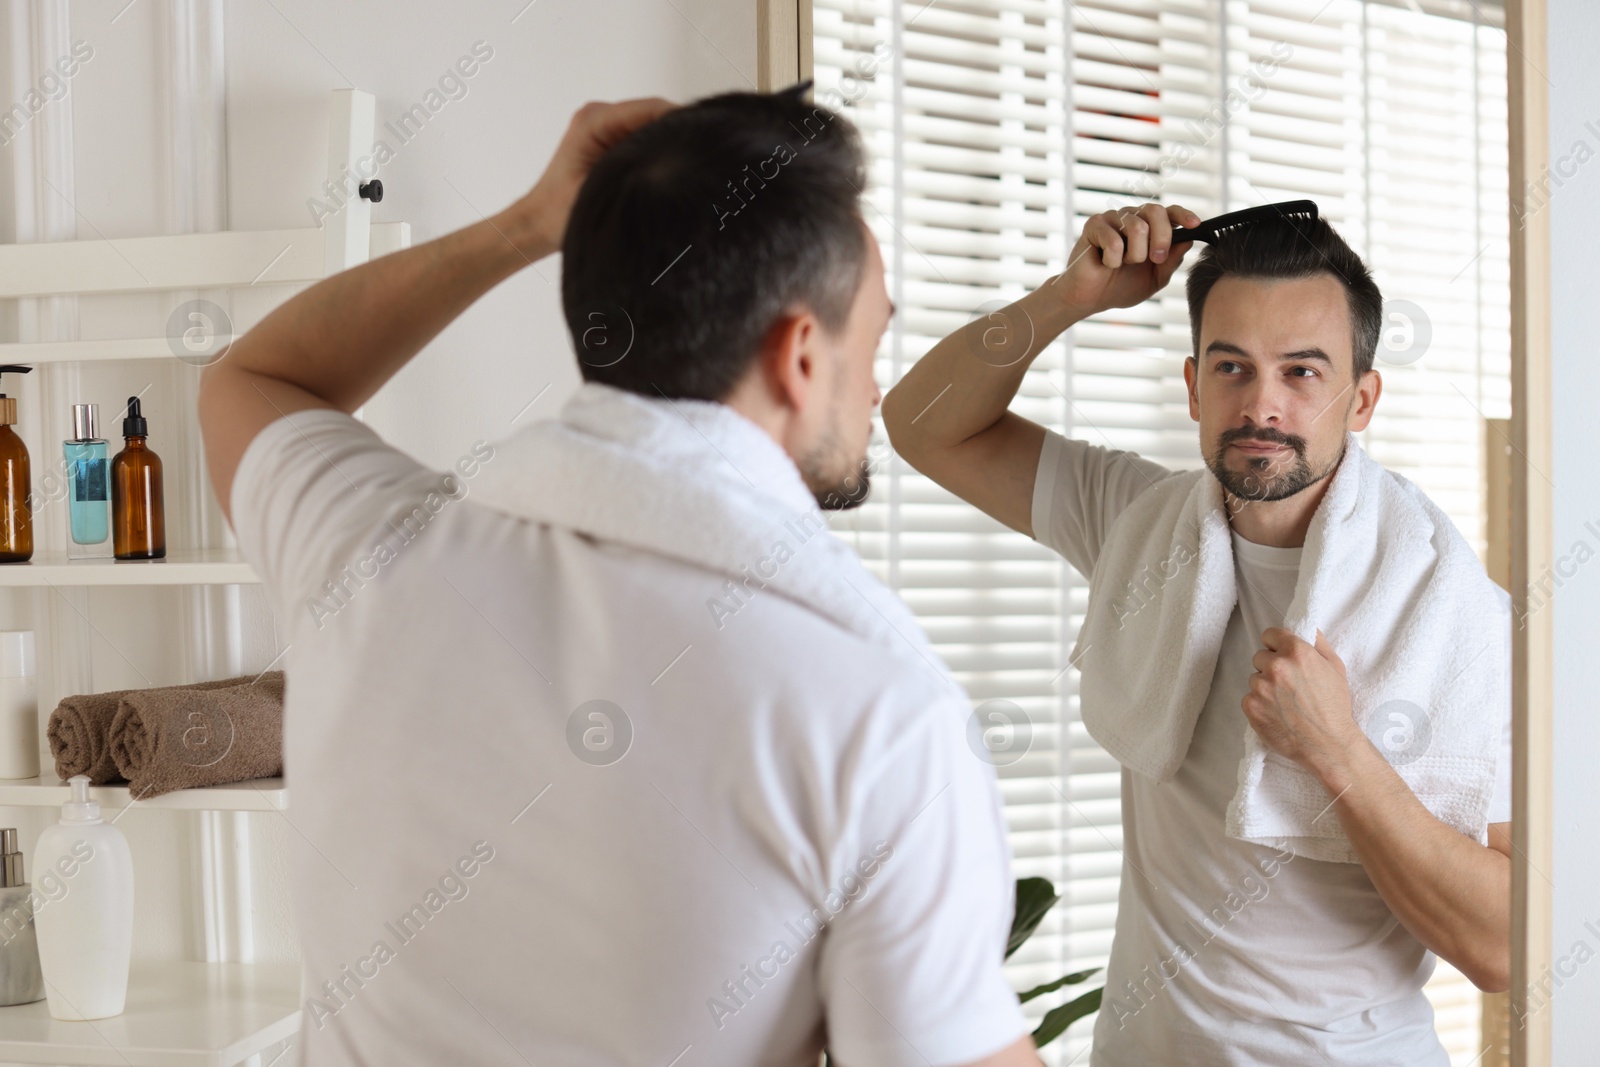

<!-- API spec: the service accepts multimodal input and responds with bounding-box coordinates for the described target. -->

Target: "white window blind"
[813,1,1509,1063]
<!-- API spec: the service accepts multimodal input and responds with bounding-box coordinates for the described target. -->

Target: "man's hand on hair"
[1051,202,1201,317]
[505,96,677,260]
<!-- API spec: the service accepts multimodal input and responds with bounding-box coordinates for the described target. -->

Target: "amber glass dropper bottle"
[110,397,164,560]
[0,366,34,563]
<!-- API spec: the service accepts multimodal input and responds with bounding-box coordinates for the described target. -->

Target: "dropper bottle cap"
[60,774,102,824]
[122,397,148,438]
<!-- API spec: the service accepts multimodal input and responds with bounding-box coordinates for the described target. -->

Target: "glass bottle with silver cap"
[64,403,110,548]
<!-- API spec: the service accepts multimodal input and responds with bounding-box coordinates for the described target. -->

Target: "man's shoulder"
[1047,429,1184,483]
[699,570,960,705]
[1098,457,1206,528]
[1373,462,1497,570]
[502,531,962,707]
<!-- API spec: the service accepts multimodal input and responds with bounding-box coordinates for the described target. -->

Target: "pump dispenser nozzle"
[60,775,102,824]
[0,365,32,391]
[0,366,32,428]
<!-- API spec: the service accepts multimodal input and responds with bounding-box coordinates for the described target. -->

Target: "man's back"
[232,408,1029,1067]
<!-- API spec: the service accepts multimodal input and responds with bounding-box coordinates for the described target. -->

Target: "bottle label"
[73,460,106,503]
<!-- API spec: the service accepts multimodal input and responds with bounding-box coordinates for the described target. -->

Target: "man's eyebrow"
[1204,340,1334,366]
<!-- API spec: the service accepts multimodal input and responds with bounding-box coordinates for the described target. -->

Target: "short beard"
[1206,425,1341,505]
[801,422,871,512]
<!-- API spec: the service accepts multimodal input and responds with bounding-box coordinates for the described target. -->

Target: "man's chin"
[815,469,871,511]
[808,449,873,511]
[1210,447,1335,504]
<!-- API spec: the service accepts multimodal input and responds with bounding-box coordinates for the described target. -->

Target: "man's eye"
[1218,361,1241,374]
[1289,366,1317,378]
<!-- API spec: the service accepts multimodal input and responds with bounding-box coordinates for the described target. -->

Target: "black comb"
[1170,199,1319,244]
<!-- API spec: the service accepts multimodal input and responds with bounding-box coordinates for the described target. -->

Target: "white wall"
[1547,0,1600,1055]
[225,0,758,468]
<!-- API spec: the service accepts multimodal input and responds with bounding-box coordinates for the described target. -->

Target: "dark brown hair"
[1184,216,1383,379]
[562,85,868,401]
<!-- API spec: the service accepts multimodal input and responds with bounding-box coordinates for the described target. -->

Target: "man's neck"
[1225,474,1335,548]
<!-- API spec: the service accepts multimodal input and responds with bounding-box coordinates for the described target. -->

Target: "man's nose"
[1236,376,1283,429]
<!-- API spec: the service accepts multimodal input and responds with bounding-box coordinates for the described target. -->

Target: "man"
[199,90,1041,1066]
[883,204,1512,1065]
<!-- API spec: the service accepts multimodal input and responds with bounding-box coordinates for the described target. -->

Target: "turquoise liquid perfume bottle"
[64,404,109,547]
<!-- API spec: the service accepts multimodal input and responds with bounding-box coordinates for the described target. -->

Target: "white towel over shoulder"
[1070,431,1511,864]
[467,382,952,683]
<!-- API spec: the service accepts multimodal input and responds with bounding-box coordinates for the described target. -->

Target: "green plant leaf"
[1031,986,1103,1048]
[1007,877,1059,959]
[1017,967,1101,1004]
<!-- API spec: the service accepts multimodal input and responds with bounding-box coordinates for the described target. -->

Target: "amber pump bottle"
[0,366,33,564]
[110,397,164,560]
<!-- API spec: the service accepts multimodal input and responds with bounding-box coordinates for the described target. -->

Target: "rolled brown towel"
[109,671,285,798]
[48,675,255,784]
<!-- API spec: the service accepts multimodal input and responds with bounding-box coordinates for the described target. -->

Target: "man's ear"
[1346,367,1382,431]
[1184,355,1200,420]
[759,309,820,414]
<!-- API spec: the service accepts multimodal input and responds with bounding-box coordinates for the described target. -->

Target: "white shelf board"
[0,338,235,364]
[0,229,321,298]
[0,777,285,813]
[0,222,411,298]
[0,216,410,361]
[0,960,300,1067]
[0,551,258,587]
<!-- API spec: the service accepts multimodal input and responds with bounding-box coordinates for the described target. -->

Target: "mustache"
[1220,426,1305,451]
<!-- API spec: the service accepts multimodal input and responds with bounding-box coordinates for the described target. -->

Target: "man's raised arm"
[881,203,1200,538]
[196,97,673,524]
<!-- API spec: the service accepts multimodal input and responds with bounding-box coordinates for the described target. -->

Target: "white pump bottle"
[33,774,133,1019]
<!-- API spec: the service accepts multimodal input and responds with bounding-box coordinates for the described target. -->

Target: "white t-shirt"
[231,409,1030,1067]
[1030,429,1512,1067]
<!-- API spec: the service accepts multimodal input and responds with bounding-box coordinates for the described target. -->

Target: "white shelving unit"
[0,550,258,587]
[0,961,301,1067]
[0,223,411,300]
[0,88,406,1066]
[0,777,286,813]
